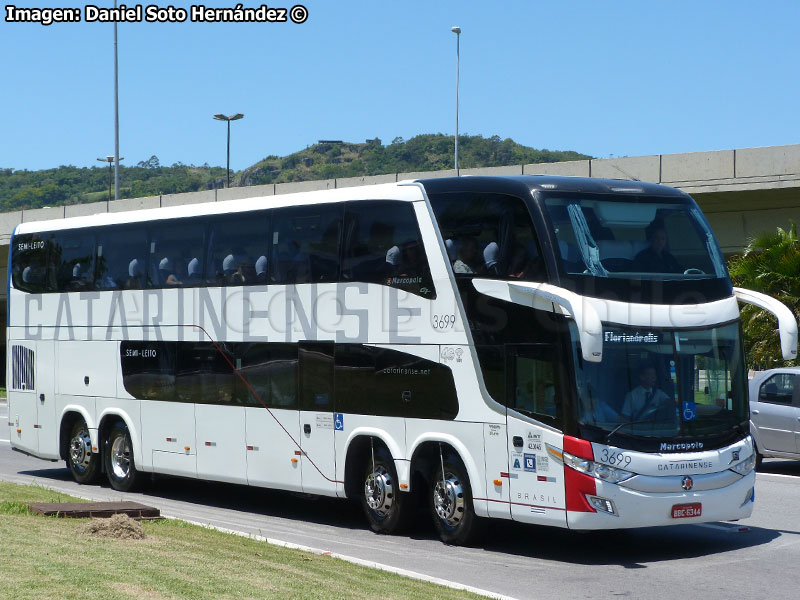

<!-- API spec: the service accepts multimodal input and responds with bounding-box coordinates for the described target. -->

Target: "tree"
[728,222,800,370]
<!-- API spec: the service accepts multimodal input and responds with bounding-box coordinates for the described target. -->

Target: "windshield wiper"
[605,418,660,444]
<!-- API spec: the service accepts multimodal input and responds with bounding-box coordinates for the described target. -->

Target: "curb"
[177,517,520,600]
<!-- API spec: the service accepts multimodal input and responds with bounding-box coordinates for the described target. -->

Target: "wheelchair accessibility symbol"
[682,401,697,422]
[334,413,344,431]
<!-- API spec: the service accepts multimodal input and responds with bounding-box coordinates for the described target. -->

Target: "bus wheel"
[430,456,482,545]
[361,447,408,534]
[67,419,100,484]
[105,422,142,492]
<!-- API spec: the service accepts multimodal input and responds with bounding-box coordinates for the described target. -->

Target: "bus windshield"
[570,322,748,449]
[543,195,728,280]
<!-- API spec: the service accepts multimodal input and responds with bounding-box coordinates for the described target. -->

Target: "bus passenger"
[186,258,204,285]
[255,255,268,284]
[483,241,500,276]
[126,259,143,289]
[445,238,458,263]
[222,254,237,278]
[453,237,480,274]
[159,258,183,286]
[69,263,90,290]
[385,246,401,270]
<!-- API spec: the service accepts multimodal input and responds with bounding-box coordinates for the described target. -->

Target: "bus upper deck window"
[429,192,544,283]
[271,205,342,285]
[12,233,53,293]
[342,200,435,298]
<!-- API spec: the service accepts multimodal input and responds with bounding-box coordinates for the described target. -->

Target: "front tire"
[361,446,409,534]
[67,419,100,484]
[429,456,482,545]
[104,422,142,492]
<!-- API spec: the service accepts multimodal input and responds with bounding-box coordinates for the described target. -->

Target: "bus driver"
[622,363,672,420]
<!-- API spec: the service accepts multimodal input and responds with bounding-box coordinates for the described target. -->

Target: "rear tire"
[67,419,100,484]
[104,422,142,492]
[361,446,410,534]
[429,456,482,545]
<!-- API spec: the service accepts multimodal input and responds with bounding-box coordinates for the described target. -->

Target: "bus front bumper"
[566,470,755,530]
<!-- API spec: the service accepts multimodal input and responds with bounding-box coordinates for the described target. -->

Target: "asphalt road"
[2,400,799,600]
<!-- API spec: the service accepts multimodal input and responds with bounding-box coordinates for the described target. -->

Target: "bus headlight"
[562,450,635,484]
[594,463,635,484]
[562,450,594,474]
[729,454,756,476]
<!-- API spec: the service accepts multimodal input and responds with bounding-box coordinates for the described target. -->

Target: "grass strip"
[0,481,482,600]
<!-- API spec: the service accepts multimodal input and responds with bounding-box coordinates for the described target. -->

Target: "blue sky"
[2,1,798,171]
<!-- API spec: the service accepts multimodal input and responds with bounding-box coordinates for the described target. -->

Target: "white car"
[749,367,800,467]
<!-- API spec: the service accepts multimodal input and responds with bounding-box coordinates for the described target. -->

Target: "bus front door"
[35,341,57,459]
[298,342,337,495]
[506,345,567,527]
[8,343,38,455]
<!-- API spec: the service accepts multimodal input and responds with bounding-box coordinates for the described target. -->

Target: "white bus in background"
[7,176,796,544]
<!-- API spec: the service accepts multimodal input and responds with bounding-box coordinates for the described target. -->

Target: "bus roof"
[14,180,425,235]
[14,175,688,235]
[418,175,689,199]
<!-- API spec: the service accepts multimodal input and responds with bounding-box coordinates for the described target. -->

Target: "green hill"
[0,134,591,211]
[243,134,589,186]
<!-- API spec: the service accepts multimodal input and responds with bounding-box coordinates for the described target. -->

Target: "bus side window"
[95,226,148,290]
[271,205,342,285]
[299,342,334,411]
[429,192,545,282]
[120,341,177,401]
[148,220,205,288]
[235,343,272,406]
[335,345,458,419]
[475,346,505,406]
[11,233,53,293]
[335,345,375,415]
[233,343,299,409]
[176,342,235,404]
[264,344,298,408]
[52,232,96,292]
[342,201,435,298]
[508,346,560,423]
[373,347,458,419]
[206,212,270,287]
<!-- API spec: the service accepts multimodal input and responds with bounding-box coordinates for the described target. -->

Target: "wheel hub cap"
[69,429,92,470]
[365,466,394,516]
[110,435,131,479]
[433,474,465,527]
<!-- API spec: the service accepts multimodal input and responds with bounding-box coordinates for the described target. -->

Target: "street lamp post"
[213,113,244,187]
[451,26,461,172]
[97,155,123,202]
[113,0,120,200]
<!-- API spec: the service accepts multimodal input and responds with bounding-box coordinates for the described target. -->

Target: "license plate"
[672,503,702,518]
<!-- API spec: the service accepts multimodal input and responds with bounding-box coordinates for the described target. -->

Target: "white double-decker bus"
[7,176,796,544]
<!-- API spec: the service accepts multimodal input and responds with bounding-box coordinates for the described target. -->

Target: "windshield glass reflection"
[544,196,728,280]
